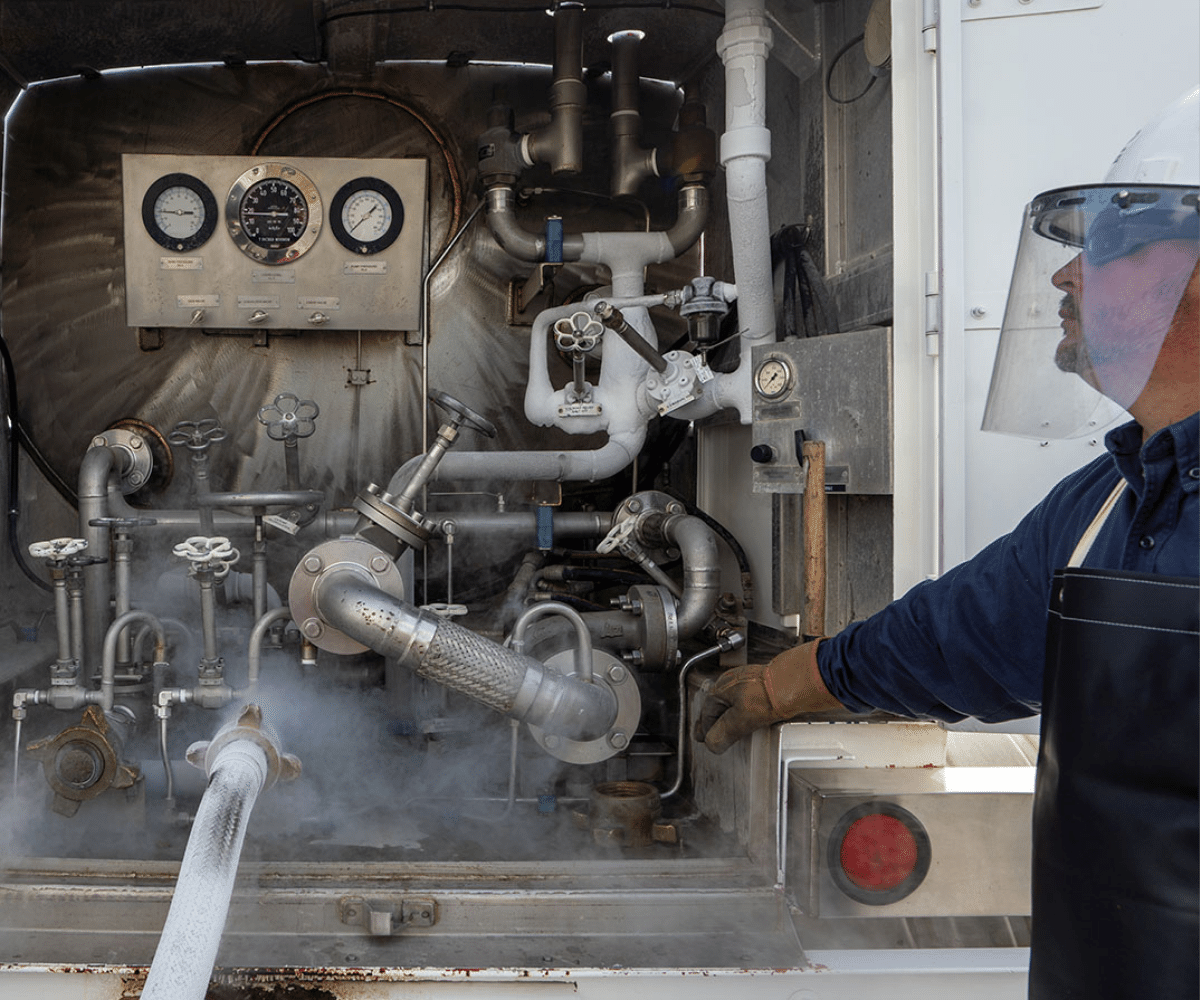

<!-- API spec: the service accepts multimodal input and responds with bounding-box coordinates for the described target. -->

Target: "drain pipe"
[312,569,617,740]
[141,705,299,1000]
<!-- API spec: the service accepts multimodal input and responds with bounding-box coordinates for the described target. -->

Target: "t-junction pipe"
[141,706,299,1000]
[314,570,617,741]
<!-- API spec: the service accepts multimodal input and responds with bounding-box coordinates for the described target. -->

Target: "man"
[696,88,1199,998]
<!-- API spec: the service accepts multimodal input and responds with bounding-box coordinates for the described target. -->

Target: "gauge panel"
[225,162,323,265]
[123,153,427,331]
[330,177,405,255]
[141,173,217,252]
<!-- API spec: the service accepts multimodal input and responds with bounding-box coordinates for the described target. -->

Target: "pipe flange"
[89,428,155,495]
[185,704,301,791]
[612,490,687,562]
[527,648,641,765]
[626,584,679,670]
[353,484,431,551]
[288,537,407,655]
[25,705,139,816]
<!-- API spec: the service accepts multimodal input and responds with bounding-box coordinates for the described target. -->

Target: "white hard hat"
[1105,86,1199,186]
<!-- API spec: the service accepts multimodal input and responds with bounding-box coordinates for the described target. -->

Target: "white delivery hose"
[141,706,299,1000]
[141,740,267,1000]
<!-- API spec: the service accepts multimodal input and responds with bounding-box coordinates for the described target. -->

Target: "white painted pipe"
[712,0,776,424]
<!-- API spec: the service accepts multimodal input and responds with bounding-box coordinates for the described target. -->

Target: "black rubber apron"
[1029,483,1199,998]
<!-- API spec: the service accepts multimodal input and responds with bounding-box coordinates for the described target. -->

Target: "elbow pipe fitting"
[314,572,617,741]
[485,185,586,263]
[665,184,709,257]
[662,513,722,638]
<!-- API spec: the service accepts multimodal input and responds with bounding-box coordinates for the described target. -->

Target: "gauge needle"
[164,209,196,216]
[350,205,379,234]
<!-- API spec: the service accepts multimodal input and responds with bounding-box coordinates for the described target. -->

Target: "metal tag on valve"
[263,514,301,536]
[557,402,603,417]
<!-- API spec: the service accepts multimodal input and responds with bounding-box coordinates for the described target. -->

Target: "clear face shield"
[983,184,1199,439]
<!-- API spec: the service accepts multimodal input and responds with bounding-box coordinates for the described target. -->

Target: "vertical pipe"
[114,534,132,665]
[252,518,268,624]
[53,574,71,665]
[717,0,775,347]
[79,446,117,668]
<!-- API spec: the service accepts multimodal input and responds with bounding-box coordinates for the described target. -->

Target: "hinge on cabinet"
[924,270,941,356]
[922,0,938,51]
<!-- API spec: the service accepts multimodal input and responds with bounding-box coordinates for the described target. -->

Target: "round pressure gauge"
[141,173,217,252]
[754,357,793,400]
[226,163,322,265]
[330,177,404,255]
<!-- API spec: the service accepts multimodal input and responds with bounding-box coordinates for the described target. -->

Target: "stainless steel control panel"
[122,153,427,332]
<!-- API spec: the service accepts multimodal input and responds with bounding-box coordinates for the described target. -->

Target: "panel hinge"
[924,270,941,356]
[922,0,939,51]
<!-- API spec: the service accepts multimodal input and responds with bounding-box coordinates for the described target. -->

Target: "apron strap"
[1067,480,1127,569]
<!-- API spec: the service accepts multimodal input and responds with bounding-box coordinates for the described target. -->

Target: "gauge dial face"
[330,177,404,255]
[755,357,793,399]
[141,173,217,252]
[226,163,322,265]
[240,178,309,249]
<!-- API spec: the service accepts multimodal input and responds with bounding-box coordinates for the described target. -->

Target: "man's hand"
[693,640,844,754]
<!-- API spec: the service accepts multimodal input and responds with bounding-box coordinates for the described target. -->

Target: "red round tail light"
[828,802,931,905]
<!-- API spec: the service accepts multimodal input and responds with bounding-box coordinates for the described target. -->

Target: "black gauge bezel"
[141,172,218,252]
[330,176,404,255]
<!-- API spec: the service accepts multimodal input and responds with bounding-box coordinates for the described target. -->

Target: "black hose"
[0,331,52,592]
[825,34,877,106]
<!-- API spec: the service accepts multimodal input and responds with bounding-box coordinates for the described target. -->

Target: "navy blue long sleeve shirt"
[817,412,1200,723]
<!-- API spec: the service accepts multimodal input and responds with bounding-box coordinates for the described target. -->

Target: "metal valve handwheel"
[429,389,497,438]
[172,535,240,577]
[167,418,228,451]
[87,516,158,531]
[258,391,320,442]
[553,311,603,353]
[29,538,88,562]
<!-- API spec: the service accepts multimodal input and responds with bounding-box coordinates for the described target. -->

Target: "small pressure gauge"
[330,177,404,255]
[754,357,793,400]
[226,163,323,265]
[141,173,217,252]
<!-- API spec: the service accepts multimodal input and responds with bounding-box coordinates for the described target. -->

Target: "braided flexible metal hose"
[315,572,617,741]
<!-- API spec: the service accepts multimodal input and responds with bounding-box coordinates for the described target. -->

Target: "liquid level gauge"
[226,162,323,265]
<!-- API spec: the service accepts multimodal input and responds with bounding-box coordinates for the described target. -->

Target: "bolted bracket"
[338,895,438,936]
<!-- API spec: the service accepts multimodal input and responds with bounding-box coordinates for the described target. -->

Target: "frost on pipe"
[141,705,300,1000]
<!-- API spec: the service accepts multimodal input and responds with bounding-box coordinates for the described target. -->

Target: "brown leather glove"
[693,640,844,754]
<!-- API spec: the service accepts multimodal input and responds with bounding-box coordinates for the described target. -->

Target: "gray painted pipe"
[663,513,721,637]
[79,446,122,671]
[314,571,617,741]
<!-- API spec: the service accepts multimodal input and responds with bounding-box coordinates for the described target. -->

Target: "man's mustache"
[1060,294,1079,321]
